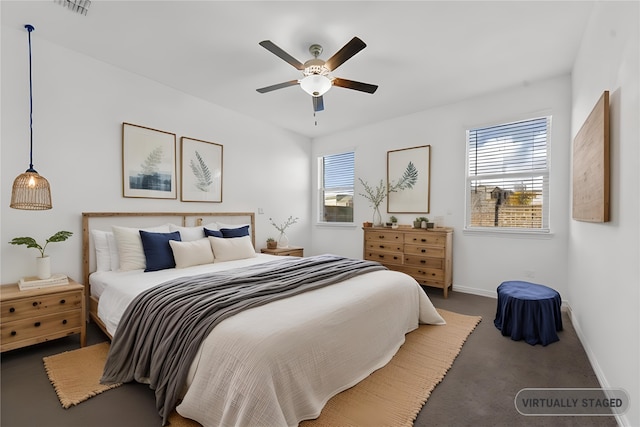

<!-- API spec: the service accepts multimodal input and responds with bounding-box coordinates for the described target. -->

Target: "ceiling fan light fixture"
[300,75,332,97]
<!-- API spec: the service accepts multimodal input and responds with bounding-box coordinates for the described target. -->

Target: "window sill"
[315,222,358,228]
[463,227,554,239]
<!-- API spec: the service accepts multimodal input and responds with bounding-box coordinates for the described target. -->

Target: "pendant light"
[10,24,52,210]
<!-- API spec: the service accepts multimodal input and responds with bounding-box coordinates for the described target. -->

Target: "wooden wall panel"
[572,91,610,222]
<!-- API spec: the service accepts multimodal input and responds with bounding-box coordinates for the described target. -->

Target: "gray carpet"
[1,288,616,427]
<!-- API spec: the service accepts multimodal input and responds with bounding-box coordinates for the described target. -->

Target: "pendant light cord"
[25,24,35,172]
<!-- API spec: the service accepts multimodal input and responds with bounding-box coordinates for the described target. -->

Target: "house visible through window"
[318,151,354,223]
[466,116,550,232]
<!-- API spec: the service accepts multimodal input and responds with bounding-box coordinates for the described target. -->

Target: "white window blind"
[466,116,550,231]
[318,152,354,223]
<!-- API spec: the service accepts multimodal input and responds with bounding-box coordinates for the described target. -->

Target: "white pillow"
[112,224,171,271]
[92,230,111,272]
[169,238,214,268]
[106,232,120,271]
[169,224,205,242]
[208,235,257,262]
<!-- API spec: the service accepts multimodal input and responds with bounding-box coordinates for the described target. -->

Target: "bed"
[82,212,446,426]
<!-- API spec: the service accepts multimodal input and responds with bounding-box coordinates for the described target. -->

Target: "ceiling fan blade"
[332,78,378,94]
[313,95,324,112]
[325,37,367,71]
[256,80,299,93]
[259,40,305,70]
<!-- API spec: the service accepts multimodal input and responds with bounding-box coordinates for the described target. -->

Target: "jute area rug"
[44,309,481,426]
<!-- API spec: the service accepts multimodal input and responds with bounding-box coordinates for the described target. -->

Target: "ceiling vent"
[54,0,91,16]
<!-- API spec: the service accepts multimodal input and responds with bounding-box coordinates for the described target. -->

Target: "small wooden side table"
[0,279,86,352]
[261,246,304,257]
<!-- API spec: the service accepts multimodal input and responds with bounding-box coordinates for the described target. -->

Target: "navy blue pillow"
[220,225,250,238]
[204,227,223,238]
[139,230,181,272]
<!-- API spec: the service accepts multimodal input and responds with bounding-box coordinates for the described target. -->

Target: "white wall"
[1,25,312,284]
[311,75,572,299]
[569,2,639,426]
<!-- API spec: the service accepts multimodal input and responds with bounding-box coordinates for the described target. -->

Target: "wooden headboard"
[82,211,255,292]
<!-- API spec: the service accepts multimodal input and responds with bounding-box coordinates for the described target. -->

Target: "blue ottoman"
[494,281,563,346]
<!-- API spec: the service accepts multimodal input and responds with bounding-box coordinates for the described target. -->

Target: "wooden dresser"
[0,280,86,352]
[363,227,453,297]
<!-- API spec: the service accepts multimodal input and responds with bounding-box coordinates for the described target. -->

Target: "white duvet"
[93,254,445,427]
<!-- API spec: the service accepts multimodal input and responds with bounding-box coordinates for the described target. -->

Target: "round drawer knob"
[60,299,66,304]
[9,307,15,313]
[32,302,38,307]
[62,319,67,325]
[10,331,16,336]
[34,321,41,327]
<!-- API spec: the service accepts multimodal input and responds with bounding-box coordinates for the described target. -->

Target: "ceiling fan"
[256,37,378,113]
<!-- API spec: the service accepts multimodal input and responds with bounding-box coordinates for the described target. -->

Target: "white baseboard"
[451,284,497,299]
[565,302,626,427]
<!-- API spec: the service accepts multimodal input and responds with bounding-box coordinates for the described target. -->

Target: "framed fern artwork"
[387,145,431,213]
[122,123,177,199]
[181,136,223,202]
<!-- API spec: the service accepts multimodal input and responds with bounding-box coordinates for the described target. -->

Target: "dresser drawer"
[404,244,445,258]
[397,265,445,283]
[404,233,446,246]
[364,250,403,265]
[1,310,82,349]
[0,290,83,323]
[364,230,404,243]
[403,254,444,269]
[364,241,403,253]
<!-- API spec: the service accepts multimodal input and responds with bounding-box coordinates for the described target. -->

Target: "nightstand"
[0,279,86,352]
[261,246,304,257]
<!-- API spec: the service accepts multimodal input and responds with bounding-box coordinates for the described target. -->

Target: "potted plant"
[390,216,398,229]
[413,218,422,229]
[418,217,429,229]
[8,231,73,279]
[266,237,277,249]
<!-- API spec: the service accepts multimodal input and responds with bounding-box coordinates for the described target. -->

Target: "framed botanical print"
[181,136,223,203]
[122,123,177,199]
[387,145,431,213]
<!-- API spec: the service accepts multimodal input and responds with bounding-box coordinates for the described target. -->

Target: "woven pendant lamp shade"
[10,25,53,211]
[10,171,52,210]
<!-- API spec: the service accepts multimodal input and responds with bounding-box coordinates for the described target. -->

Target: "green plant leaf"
[47,231,73,243]
[8,237,41,250]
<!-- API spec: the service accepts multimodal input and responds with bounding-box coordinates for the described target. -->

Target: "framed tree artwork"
[181,136,223,203]
[387,145,431,213]
[122,123,177,199]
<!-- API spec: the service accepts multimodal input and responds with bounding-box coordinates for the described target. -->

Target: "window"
[318,151,354,223]
[465,116,550,232]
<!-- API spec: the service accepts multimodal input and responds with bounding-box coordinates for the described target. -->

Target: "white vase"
[373,207,382,227]
[36,256,51,280]
[277,232,289,248]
